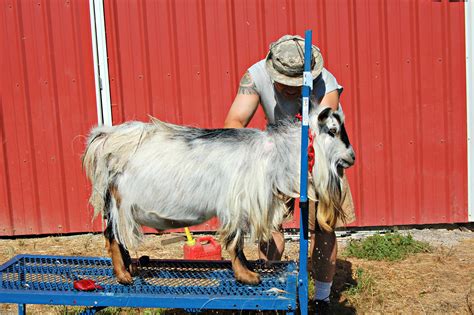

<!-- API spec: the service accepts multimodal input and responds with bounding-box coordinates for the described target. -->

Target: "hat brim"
[265,46,324,87]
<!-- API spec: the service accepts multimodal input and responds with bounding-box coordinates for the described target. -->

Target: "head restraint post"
[298,29,312,315]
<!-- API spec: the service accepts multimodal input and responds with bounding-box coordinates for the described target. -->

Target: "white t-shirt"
[248,60,343,123]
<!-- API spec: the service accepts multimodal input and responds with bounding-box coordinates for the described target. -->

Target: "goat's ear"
[317,107,332,123]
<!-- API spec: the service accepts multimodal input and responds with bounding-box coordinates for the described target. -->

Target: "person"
[223,34,356,313]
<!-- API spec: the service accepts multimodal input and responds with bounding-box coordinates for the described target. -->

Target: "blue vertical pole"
[17,304,25,315]
[298,29,313,315]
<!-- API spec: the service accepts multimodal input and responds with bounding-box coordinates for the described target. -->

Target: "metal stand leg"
[17,304,25,315]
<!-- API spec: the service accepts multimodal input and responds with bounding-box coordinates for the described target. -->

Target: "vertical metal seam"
[321,0,327,62]
[349,0,364,222]
[0,96,14,234]
[169,0,183,124]
[198,0,212,127]
[288,0,295,35]
[259,0,266,55]
[466,0,474,221]
[110,0,125,123]
[45,0,70,232]
[139,0,153,117]
[442,1,452,222]
[18,0,40,234]
[381,0,394,225]
[1,2,16,234]
[125,1,134,117]
[413,0,423,223]
[227,0,239,94]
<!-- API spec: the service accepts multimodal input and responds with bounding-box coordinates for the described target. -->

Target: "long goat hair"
[82,106,355,252]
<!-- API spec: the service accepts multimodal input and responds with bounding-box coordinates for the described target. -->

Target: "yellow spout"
[184,227,195,246]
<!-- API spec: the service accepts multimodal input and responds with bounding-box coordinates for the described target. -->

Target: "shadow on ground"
[327,258,357,314]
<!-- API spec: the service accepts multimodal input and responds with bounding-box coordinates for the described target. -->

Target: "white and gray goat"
[82,106,355,285]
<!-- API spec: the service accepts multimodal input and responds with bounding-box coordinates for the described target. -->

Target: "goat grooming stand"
[0,254,298,314]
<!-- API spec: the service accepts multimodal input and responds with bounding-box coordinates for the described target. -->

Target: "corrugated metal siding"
[103,0,468,229]
[0,0,100,236]
[0,0,468,236]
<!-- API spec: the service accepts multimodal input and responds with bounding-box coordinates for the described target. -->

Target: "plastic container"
[183,236,222,260]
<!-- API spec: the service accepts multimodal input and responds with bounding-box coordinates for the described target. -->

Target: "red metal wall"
[0,0,468,236]
[103,0,468,229]
[0,0,101,236]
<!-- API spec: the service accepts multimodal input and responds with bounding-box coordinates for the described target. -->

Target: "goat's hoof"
[116,270,133,284]
[236,271,261,285]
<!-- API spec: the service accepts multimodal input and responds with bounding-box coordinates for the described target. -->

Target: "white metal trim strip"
[89,0,113,126]
[466,0,473,221]
[89,0,103,125]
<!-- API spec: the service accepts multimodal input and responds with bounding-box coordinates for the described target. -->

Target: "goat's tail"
[82,126,115,219]
[83,123,149,250]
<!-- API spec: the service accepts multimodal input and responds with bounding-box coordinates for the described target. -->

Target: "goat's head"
[311,106,355,172]
[307,106,356,232]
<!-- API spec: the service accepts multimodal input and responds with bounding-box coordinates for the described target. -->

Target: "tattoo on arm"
[238,71,258,95]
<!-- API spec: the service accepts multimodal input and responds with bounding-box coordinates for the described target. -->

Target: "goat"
[82,106,355,285]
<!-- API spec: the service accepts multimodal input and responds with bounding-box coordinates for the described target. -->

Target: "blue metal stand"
[298,29,313,315]
[0,254,297,313]
[17,303,25,315]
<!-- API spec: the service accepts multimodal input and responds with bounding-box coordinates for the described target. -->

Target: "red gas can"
[183,236,222,260]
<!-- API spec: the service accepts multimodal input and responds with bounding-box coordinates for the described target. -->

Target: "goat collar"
[294,113,315,172]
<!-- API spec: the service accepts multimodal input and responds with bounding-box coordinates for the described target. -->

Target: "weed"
[346,267,375,296]
[55,306,164,314]
[342,232,431,261]
[308,274,315,298]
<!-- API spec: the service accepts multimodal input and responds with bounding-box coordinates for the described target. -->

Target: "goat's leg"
[229,237,261,285]
[104,223,134,284]
[103,185,136,284]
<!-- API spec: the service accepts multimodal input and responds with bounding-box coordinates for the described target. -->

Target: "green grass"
[55,306,165,314]
[346,267,375,296]
[342,232,431,261]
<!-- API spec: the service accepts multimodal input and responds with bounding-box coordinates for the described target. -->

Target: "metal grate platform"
[0,254,297,312]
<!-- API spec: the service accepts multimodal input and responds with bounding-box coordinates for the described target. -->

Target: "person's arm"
[224,71,260,128]
[319,89,340,111]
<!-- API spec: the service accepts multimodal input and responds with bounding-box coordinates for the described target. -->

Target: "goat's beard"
[315,160,347,232]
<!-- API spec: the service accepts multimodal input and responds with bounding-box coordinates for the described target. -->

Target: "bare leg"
[258,199,294,261]
[229,237,261,284]
[258,230,285,261]
[310,230,337,282]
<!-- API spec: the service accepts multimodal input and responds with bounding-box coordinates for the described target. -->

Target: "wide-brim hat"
[265,35,323,87]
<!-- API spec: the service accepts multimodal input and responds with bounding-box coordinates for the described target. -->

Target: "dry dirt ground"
[0,226,473,314]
